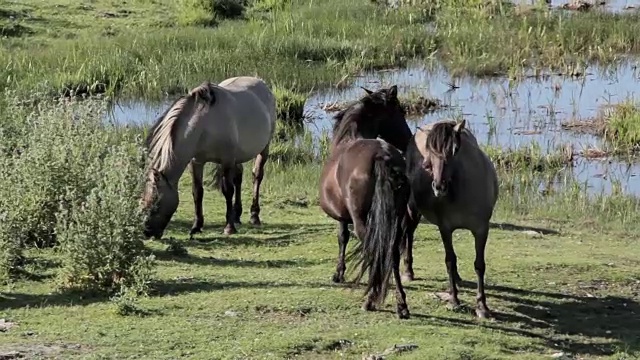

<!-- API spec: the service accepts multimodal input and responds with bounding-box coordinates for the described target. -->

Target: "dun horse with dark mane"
[403,119,499,318]
[319,85,413,319]
[142,76,277,239]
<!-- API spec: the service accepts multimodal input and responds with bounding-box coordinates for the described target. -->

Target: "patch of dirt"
[0,343,85,359]
[286,337,354,357]
[254,304,325,322]
[0,319,17,332]
[561,117,605,136]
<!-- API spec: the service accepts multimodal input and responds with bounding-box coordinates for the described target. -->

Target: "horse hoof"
[250,216,262,226]
[476,308,493,319]
[331,273,344,283]
[190,228,202,236]
[397,306,411,319]
[401,272,415,282]
[223,226,237,235]
[362,302,376,312]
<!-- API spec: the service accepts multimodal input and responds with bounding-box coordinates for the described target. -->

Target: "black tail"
[348,153,409,307]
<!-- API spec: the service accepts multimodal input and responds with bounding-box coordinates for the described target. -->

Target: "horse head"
[422,119,466,198]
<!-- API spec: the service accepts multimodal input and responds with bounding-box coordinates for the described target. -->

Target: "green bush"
[56,140,154,294]
[0,95,155,293]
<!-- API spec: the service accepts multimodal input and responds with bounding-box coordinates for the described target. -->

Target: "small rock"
[0,350,22,359]
[224,310,239,317]
[0,319,17,332]
[522,230,543,238]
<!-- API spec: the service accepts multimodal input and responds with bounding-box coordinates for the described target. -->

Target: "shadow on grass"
[489,222,561,235]
[161,221,334,248]
[150,248,322,268]
[411,281,640,357]
[149,278,327,297]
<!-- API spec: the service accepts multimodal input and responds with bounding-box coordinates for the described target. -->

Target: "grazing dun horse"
[142,76,277,239]
[319,85,414,319]
[403,119,499,318]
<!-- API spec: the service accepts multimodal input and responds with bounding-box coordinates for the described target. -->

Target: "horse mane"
[425,120,458,158]
[331,93,385,144]
[146,82,215,173]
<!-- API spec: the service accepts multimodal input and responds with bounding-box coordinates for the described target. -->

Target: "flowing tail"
[348,152,409,307]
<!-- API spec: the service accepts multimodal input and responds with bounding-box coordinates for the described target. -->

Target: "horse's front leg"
[250,145,269,226]
[439,226,461,309]
[402,201,420,282]
[473,226,492,319]
[233,164,243,224]
[189,160,205,238]
[221,165,237,235]
[393,220,410,319]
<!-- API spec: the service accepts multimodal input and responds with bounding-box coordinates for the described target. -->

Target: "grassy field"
[1,0,640,100]
[2,159,640,359]
[2,0,640,359]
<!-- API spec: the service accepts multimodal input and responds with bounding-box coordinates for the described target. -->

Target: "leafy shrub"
[0,94,155,293]
[56,139,154,294]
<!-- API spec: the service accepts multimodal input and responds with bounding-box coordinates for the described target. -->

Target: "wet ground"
[106,61,640,196]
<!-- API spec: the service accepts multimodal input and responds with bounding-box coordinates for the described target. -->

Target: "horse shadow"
[489,222,561,236]
[160,220,333,248]
[150,247,323,268]
[414,280,640,357]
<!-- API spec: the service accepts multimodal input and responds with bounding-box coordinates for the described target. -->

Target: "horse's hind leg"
[221,165,237,235]
[332,221,350,283]
[189,160,205,238]
[472,226,492,319]
[439,226,461,309]
[250,145,269,226]
[233,164,243,224]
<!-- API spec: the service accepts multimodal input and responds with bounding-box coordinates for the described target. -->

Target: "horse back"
[202,76,276,162]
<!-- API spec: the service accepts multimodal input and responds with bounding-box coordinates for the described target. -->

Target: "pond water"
[511,0,640,13]
[105,61,640,196]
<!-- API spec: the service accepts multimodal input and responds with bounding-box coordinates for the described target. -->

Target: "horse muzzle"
[432,180,448,198]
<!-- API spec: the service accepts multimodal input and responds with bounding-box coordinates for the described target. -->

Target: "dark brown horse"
[319,85,413,319]
[403,119,499,318]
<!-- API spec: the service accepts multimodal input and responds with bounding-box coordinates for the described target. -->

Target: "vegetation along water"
[1,0,640,358]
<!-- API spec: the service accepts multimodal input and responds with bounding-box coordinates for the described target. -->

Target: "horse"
[403,119,499,318]
[142,76,277,239]
[318,85,414,319]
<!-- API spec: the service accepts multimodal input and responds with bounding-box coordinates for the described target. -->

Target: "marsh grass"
[0,0,434,100]
[435,0,640,76]
[563,100,640,153]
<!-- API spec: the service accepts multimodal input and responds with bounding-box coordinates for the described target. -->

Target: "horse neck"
[150,100,202,185]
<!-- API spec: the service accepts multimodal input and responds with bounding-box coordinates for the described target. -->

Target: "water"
[511,0,640,12]
[105,62,640,196]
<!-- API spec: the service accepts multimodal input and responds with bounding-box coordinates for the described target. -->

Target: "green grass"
[2,0,640,358]
[2,0,640,101]
[2,158,640,359]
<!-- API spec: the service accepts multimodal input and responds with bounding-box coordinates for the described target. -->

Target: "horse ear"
[388,85,398,100]
[454,119,466,133]
[360,86,374,96]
